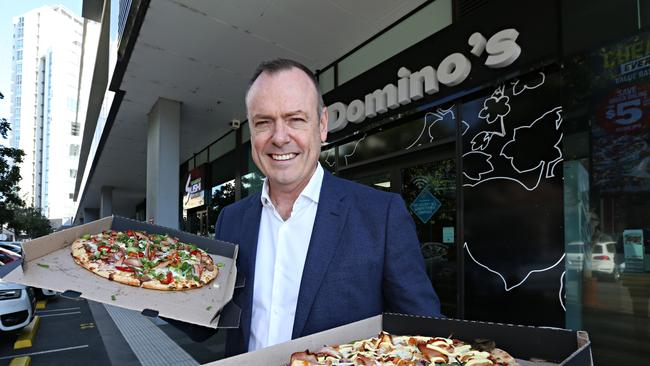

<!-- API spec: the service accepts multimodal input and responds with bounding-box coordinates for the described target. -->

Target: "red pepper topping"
[190,249,201,257]
[98,245,111,252]
[160,271,173,285]
[126,230,134,237]
[115,266,135,272]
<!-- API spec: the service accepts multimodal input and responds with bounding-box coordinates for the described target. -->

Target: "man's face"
[246,67,328,193]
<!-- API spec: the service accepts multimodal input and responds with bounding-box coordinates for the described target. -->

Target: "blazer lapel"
[292,172,350,338]
[238,194,263,352]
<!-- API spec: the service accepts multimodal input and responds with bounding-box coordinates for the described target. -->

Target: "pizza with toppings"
[289,331,520,366]
[70,230,219,290]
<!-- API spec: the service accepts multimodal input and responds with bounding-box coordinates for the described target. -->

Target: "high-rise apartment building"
[9,5,83,225]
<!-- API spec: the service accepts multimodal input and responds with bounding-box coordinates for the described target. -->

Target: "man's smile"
[269,153,298,161]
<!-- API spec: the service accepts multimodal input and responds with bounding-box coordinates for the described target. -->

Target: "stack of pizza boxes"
[203,314,592,365]
[3,216,242,329]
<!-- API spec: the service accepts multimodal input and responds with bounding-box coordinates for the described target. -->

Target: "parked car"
[0,243,56,299]
[592,241,620,280]
[566,241,586,271]
[0,279,36,331]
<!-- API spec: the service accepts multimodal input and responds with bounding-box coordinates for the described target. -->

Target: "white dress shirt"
[248,163,324,351]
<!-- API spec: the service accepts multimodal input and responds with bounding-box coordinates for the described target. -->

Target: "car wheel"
[612,268,621,281]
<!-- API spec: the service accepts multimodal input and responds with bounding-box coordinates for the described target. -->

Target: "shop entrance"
[339,145,458,316]
[186,208,209,237]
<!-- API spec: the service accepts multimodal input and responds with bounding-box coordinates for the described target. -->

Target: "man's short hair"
[247,58,325,119]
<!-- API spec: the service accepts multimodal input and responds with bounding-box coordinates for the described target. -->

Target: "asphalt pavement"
[0,295,133,365]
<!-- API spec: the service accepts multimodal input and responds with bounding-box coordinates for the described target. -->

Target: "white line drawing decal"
[406,112,438,150]
[406,107,469,150]
[511,72,546,95]
[559,271,566,312]
[464,242,566,292]
[546,132,564,178]
[470,131,496,151]
[501,106,563,176]
[323,149,335,168]
[461,120,470,136]
[468,86,511,151]
[343,134,366,166]
[462,151,494,181]
[433,106,473,136]
[462,169,546,191]
[478,85,510,128]
[464,106,563,190]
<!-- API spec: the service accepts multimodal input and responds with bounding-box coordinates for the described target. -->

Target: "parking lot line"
[35,307,81,314]
[14,316,40,350]
[8,356,31,366]
[0,345,89,360]
[37,311,81,318]
[35,300,47,310]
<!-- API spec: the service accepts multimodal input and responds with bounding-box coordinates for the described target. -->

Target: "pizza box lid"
[203,313,592,366]
[3,215,242,329]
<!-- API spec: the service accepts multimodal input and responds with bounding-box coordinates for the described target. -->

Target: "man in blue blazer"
[173,59,440,357]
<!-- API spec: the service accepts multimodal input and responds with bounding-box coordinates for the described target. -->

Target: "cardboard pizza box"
[3,215,242,329]
[204,313,592,366]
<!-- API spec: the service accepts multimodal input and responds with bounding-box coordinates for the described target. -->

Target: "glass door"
[401,158,457,316]
[341,148,458,316]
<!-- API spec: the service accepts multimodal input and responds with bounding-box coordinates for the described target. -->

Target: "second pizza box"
[3,215,242,329]
[204,313,592,366]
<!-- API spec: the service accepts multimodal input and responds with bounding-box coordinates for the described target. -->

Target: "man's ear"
[319,107,328,143]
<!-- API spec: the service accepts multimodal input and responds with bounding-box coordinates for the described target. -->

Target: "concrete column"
[83,208,99,223]
[100,186,113,218]
[146,98,180,229]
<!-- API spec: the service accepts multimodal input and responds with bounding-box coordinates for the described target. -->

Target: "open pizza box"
[205,313,592,366]
[3,215,243,329]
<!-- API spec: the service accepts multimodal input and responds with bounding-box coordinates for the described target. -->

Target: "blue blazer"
[216,171,441,356]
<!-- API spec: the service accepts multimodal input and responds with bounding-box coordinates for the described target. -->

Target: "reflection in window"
[208,179,235,235]
[242,171,264,198]
[562,29,650,364]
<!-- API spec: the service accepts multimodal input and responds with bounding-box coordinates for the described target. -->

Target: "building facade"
[75,0,650,363]
[9,5,84,225]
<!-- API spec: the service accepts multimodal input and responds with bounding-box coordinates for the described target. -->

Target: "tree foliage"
[9,205,53,238]
[0,91,26,230]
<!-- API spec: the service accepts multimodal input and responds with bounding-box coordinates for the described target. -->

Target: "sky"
[0,0,82,134]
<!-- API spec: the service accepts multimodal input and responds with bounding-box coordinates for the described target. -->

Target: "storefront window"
[562,30,650,364]
[208,179,235,235]
[338,105,457,168]
[241,142,264,198]
[319,147,336,172]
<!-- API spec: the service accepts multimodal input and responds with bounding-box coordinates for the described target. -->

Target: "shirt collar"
[260,162,324,207]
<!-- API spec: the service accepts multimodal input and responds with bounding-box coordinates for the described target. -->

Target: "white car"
[0,280,36,331]
[566,241,586,271]
[592,241,620,280]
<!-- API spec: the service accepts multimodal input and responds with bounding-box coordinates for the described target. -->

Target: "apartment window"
[69,169,77,178]
[71,122,80,136]
[69,144,80,157]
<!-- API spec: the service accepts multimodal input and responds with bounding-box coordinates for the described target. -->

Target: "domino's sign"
[327,29,522,133]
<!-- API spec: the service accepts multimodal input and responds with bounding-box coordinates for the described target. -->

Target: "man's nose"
[271,121,290,146]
